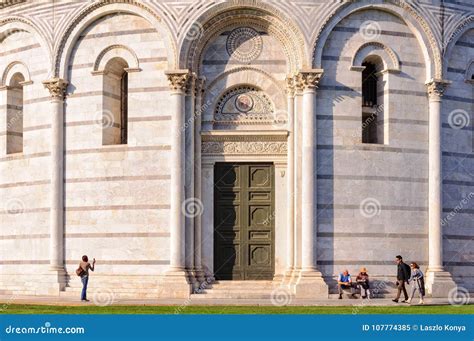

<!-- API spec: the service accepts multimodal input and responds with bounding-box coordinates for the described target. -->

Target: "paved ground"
[0,294,455,307]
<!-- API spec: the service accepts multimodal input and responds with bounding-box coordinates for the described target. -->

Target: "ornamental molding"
[202,130,289,155]
[93,44,140,73]
[43,78,68,100]
[180,2,307,72]
[0,0,26,9]
[226,26,263,63]
[1,61,32,87]
[214,85,274,123]
[202,141,287,155]
[351,41,400,72]
[183,10,304,74]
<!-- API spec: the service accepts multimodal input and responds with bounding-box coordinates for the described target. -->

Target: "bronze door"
[214,163,275,280]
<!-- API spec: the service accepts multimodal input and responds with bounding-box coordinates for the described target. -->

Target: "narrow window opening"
[120,71,128,145]
[102,58,128,145]
[362,61,380,144]
[6,73,24,154]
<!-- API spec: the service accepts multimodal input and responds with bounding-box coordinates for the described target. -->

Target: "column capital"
[165,69,191,93]
[195,76,206,96]
[285,76,296,97]
[43,78,68,100]
[294,69,324,92]
[426,78,451,100]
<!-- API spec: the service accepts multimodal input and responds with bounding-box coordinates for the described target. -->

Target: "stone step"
[59,290,163,299]
[191,292,283,300]
[206,281,276,289]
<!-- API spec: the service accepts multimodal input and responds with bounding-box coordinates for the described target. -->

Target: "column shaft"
[301,87,316,272]
[43,78,67,275]
[194,77,205,282]
[286,84,295,274]
[170,90,186,271]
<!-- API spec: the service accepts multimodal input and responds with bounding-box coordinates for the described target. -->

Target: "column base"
[38,267,67,295]
[425,269,456,298]
[294,269,328,298]
[193,268,206,284]
[159,270,192,299]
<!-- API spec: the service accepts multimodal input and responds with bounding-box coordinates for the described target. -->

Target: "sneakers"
[406,299,412,304]
[392,299,399,303]
[418,299,424,304]
[338,294,342,299]
[81,299,90,302]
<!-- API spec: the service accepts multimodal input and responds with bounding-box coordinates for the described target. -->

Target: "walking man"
[392,255,410,303]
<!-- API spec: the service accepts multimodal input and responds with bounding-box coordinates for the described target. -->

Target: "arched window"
[361,60,384,144]
[6,73,24,154]
[102,58,128,145]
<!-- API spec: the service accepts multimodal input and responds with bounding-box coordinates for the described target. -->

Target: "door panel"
[214,163,274,280]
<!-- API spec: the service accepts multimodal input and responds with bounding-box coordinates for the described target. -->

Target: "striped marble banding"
[317,204,428,212]
[65,175,170,183]
[317,144,428,154]
[0,152,50,163]
[0,44,40,57]
[317,174,427,183]
[317,232,427,238]
[65,145,171,155]
[0,179,50,188]
[65,204,170,211]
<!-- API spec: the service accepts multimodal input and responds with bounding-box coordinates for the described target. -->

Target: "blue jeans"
[81,276,89,300]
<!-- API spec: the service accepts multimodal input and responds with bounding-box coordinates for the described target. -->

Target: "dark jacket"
[397,262,410,281]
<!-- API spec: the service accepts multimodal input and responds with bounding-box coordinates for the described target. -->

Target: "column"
[425,79,456,297]
[184,73,195,284]
[285,77,295,281]
[201,161,215,282]
[164,70,190,284]
[293,70,328,297]
[194,77,206,283]
[43,78,68,291]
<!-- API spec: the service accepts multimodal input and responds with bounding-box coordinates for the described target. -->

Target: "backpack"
[76,265,85,277]
[403,263,411,279]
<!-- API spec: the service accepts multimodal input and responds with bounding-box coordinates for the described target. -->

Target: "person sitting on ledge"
[338,269,356,299]
[356,267,371,299]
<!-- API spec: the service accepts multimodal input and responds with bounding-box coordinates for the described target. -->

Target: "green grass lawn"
[1,304,473,314]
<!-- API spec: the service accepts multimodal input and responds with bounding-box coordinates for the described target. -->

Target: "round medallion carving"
[226,27,263,63]
[235,94,254,113]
